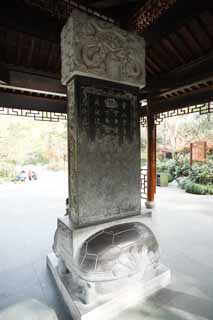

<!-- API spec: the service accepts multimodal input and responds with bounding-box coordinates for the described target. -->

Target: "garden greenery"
[157,159,213,195]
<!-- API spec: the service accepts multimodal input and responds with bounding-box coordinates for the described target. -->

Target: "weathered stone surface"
[61,9,145,88]
[53,218,73,262]
[0,299,58,320]
[47,252,171,319]
[67,80,79,225]
[53,218,160,283]
[51,215,171,312]
[76,222,159,282]
[67,77,141,227]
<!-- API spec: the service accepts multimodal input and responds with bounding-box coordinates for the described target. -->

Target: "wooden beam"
[151,86,213,113]
[143,51,213,95]
[129,0,177,34]
[27,38,35,67]
[0,90,67,113]
[140,0,213,45]
[161,37,185,64]
[0,64,10,84]
[6,67,66,94]
[0,4,62,44]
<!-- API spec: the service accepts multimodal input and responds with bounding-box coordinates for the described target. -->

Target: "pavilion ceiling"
[0,0,213,113]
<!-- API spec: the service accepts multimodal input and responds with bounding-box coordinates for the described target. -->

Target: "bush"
[158,158,213,187]
[178,177,213,195]
[157,159,176,180]
[0,162,16,181]
[189,163,213,184]
[208,154,213,161]
[157,159,190,181]
[178,177,190,189]
[175,160,190,178]
[185,181,213,195]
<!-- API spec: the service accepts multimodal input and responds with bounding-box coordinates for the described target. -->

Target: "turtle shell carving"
[75,222,160,282]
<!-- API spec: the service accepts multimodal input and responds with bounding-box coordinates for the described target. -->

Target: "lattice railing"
[141,168,148,199]
[140,102,213,127]
[0,107,67,122]
[154,103,213,125]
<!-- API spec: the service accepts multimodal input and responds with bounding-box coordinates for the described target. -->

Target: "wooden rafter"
[130,0,176,33]
[151,86,213,113]
[143,50,213,96]
[0,89,66,113]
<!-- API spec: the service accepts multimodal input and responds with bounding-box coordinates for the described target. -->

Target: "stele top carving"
[61,9,146,88]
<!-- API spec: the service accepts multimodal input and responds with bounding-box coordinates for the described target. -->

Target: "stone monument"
[47,9,171,320]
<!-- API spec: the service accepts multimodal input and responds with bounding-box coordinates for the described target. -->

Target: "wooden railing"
[141,168,148,199]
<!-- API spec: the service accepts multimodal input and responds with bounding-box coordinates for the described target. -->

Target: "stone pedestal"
[47,252,170,320]
[48,9,171,320]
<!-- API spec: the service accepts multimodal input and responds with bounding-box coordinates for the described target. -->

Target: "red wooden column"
[154,124,157,194]
[146,110,156,208]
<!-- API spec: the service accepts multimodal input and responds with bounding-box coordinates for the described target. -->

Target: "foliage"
[0,162,16,182]
[0,117,67,179]
[157,113,213,157]
[179,178,213,195]
[158,158,213,195]
[189,162,213,184]
[157,159,190,181]
[209,154,213,161]
[141,158,147,167]
[174,160,191,178]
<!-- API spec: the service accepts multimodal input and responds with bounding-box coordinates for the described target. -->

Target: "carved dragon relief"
[61,9,145,87]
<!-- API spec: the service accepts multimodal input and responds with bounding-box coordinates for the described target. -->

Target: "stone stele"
[66,76,141,227]
[48,9,171,320]
[61,9,145,88]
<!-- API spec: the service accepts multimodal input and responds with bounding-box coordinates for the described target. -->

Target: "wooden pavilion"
[1,0,213,207]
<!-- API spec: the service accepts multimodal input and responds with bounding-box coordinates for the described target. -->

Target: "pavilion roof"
[1,0,213,114]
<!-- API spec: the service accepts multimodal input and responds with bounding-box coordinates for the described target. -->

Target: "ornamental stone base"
[47,253,170,320]
[48,215,171,320]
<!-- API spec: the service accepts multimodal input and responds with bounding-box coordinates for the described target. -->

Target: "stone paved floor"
[0,171,70,320]
[141,184,213,320]
[0,176,213,320]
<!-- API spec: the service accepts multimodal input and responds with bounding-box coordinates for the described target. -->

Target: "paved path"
[141,184,213,320]
[0,171,70,319]
[0,176,213,319]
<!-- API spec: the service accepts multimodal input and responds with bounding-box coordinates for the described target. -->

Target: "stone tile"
[32,258,71,320]
[149,288,181,306]
[167,271,196,293]
[183,244,213,270]
[0,263,38,298]
[0,282,46,311]
[167,289,213,319]
[0,299,58,320]
[158,305,208,320]
[115,300,188,320]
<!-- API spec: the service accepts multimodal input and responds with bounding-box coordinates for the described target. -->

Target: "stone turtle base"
[47,253,171,320]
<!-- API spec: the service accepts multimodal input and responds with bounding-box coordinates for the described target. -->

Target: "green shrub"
[0,162,16,181]
[157,159,176,180]
[178,177,191,189]
[175,160,190,178]
[157,158,190,181]
[179,178,213,195]
[208,154,213,161]
[167,173,173,183]
[189,162,213,184]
